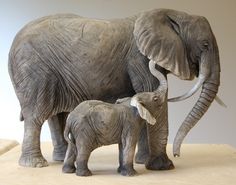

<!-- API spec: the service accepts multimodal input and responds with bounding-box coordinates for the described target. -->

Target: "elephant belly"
[95,77,135,103]
[88,105,123,146]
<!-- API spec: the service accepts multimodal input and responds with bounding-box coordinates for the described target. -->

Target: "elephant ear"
[130,96,156,125]
[133,9,190,80]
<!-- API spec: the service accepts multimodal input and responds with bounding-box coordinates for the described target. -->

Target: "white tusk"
[168,74,206,102]
[215,95,227,108]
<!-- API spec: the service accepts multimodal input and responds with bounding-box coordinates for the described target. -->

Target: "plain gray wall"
[1,0,235,147]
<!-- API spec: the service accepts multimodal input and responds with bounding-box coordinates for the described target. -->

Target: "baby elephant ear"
[133,9,190,80]
[130,97,156,125]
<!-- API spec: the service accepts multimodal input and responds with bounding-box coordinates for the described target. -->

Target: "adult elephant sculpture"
[8,9,221,168]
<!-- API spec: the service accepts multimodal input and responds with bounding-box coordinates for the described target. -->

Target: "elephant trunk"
[173,48,220,157]
[149,60,167,93]
[173,81,219,156]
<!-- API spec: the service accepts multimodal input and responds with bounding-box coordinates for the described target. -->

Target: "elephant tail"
[64,119,77,155]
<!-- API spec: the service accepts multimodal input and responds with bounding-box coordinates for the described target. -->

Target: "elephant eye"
[153,96,159,101]
[202,42,209,50]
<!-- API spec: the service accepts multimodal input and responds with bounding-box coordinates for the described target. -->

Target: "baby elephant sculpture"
[62,68,167,176]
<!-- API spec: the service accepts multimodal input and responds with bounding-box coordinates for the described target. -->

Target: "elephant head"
[131,64,168,125]
[133,9,221,156]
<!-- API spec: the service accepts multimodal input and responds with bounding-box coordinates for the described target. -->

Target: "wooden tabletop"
[0,142,235,185]
[0,139,18,155]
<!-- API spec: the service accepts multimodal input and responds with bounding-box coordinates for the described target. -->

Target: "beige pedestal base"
[0,143,236,185]
[0,139,18,155]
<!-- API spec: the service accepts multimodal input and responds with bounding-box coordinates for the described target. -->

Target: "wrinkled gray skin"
[8,9,220,168]
[62,90,167,176]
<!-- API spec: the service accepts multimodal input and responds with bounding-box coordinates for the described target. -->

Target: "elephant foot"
[145,153,174,170]
[135,152,149,164]
[117,165,137,176]
[19,154,48,167]
[52,145,67,161]
[76,168,92,176]
[62,164,76,173]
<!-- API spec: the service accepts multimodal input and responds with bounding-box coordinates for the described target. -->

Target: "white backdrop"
[0,0,235,147]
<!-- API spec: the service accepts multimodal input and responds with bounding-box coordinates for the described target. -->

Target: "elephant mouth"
[189,58,200,79]
[192,62,199,78]
[168,54,207,102]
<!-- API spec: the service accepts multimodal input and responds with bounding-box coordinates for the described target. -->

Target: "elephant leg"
[117,143,124,173]
[62,142,76,173]
[19,118,48,167]
[135,124,149,164]
[76,149,92,176]
[119,143,137,176]
[118,126,138,176]
[145,101,174,170]
[48,112,68,161]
